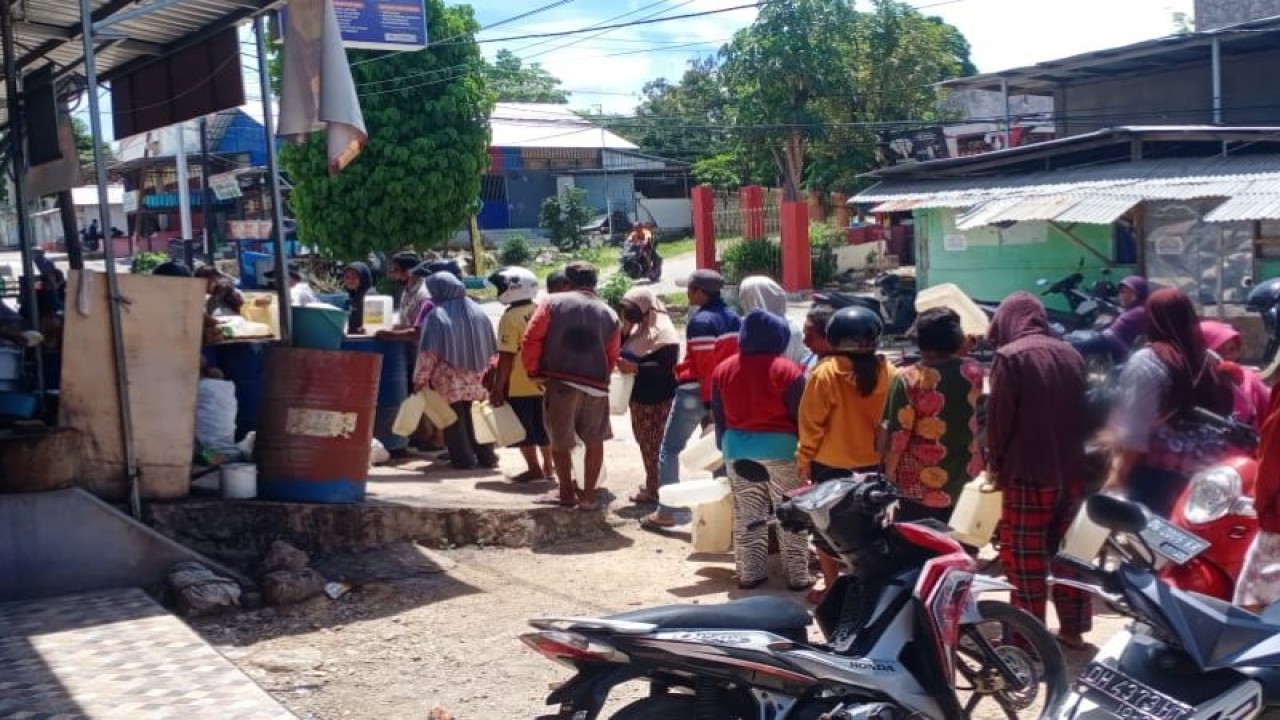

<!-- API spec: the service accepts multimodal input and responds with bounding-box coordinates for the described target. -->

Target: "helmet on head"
[487,266,539,305]
[826,306,882,352]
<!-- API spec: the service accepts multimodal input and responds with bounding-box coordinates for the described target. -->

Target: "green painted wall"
[914,208,1135,311]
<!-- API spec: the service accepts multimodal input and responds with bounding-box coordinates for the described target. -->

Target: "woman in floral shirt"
[882,307,984,522]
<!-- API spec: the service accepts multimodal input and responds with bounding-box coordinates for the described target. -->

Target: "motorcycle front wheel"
[955,600,1068,720]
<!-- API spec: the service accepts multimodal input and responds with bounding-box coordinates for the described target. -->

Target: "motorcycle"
[522,464,1067,720]
[619,242,662,282]
[812,273,917,337]
[1246,276,1280,365]
[1033,267,1126,383]
[1158,407,1260,602]
[1049,493,1280,720]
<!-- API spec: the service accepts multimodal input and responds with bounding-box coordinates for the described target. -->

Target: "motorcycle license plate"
[1140,516,1210,566]
[1078,662,1193,720]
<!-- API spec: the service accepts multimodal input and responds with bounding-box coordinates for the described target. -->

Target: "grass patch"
[659,237,696,257]
[530,245,623,281]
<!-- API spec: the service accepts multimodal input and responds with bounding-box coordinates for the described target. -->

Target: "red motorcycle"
[1158,407,1260,601]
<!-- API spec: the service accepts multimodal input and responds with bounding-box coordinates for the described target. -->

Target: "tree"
[1171,11,1195,34]
[484,49,568,103]
[713,0,974,195]
[539,187,593,251]
[604,57,729,164]
[279,0,494,258]
[71,115,115,165]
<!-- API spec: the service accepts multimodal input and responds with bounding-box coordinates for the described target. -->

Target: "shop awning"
[854,154,1280,228]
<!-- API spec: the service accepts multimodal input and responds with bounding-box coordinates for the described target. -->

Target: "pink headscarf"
[1199,320,1241,355]
[1200,319,1271,430]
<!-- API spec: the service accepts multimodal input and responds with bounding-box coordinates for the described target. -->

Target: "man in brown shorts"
[522,262,621,510]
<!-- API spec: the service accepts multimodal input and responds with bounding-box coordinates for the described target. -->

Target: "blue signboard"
[332,0,428,51]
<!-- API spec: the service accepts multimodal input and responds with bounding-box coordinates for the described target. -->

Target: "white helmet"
[488,266,539,305]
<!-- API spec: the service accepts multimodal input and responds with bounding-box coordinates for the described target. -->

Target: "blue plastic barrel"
[342,337,409,451]
[208,340,274,440]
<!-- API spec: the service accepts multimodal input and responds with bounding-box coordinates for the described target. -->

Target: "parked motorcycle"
[1158,407,1260,601]
[522,465,1067,719]
[812,273,917,336]
[1049,493,1280,720]
[619,242,662,282]
[1246,276,1280,365]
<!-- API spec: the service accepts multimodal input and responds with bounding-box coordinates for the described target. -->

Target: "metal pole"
[2,6,40,334]
[79,0,142,519]
[2,1,45,404]
[1211,37,1223,125]
[175,121,193,249]
[199,116,215,258]
[1000,77,1012,150]
[255,15,292,342]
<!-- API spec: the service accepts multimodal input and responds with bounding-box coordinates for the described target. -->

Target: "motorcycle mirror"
[1086,494,1148,535]
[731,459,772,483]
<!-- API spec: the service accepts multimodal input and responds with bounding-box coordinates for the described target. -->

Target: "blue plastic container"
[209,340,274,440]
[292,306,348,350]
[342,338,410,451]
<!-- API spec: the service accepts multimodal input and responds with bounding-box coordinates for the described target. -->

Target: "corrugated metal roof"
[1204,195,1280,222]
[489,103,638,150]
[855,154,1280,228]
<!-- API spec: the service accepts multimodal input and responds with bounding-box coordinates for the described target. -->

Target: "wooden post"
[833,193,850,230]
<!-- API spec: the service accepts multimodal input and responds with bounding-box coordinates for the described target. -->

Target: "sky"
[472,0,1196,114]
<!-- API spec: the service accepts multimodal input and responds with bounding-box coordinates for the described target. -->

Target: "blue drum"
[341,337,409,452]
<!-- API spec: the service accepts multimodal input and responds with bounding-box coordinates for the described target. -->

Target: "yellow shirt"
[498,303,541,397]
[797,355,894,476]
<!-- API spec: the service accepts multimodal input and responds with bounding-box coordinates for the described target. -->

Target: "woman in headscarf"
[1201,319,1270,431]
[1104,288,1235,516]
[617,286,681,504]
[414,272,499,470]
[738,275,806,365]
[341,262,373,335]
[711,309,810,590]
[986,292,1092,649]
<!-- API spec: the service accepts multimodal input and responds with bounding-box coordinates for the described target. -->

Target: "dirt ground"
[193,516,1127,720]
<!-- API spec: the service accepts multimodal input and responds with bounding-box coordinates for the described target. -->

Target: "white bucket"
[1061,500,1111,563]
[220,463,258,500]
[608,373,634,416]
[659,478,729,507]
[422,389,457,428]
[479,402,527,447]
[948,473,1002,547]
[679,430,723,473]
[471,402,496,444]
[915,282,990,338]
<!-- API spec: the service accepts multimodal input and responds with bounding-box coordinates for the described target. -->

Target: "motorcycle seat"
[606,596,811,634]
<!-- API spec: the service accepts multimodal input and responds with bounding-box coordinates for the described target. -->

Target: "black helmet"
[826,306,882,351]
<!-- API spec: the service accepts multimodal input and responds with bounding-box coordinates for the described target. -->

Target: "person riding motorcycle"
[1102,275,1149,357]
[624,222,656,275]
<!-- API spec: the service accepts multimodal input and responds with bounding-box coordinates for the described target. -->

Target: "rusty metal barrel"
[255,346,381,503]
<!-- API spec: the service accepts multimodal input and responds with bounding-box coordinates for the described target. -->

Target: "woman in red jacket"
[711,309,811,591]
[1236,388,1280,611]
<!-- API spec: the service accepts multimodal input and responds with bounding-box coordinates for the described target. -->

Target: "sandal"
[640,512,678,531]
[531,493,577,508]
[629,487,659,504]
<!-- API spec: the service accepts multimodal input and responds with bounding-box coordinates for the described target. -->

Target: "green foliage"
[809,223,839,287]
[71,116,115,165]
[131,252,169,275]
[691,153,742,190]
[483,49,568,103]
[720,239,782,285]
[499,234,532,266]
[279,0,494,259]
[539,187,594,252]
[601,57,727,165]
[1171,11,1195,34]
[598,273,633,309]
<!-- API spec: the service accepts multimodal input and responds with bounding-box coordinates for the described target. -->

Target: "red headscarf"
[1146,288,1232,415]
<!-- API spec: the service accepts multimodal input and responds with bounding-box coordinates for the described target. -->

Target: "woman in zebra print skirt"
[711,310,812,590]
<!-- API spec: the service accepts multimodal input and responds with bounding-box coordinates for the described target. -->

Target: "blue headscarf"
[738,309,791,356]
[419,273,496,372]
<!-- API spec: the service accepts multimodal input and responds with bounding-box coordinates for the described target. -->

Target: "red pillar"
[781,201,811,292]
[740,185,764,241]
[691,184,717,271]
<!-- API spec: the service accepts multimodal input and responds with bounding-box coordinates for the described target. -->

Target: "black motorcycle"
[1050,494,1280,720]
[522,464,1067,720]
[812,273,917,336]
[619,242,662,282]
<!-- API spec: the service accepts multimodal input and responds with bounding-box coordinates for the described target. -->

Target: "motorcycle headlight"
[1184,466,1242,524]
